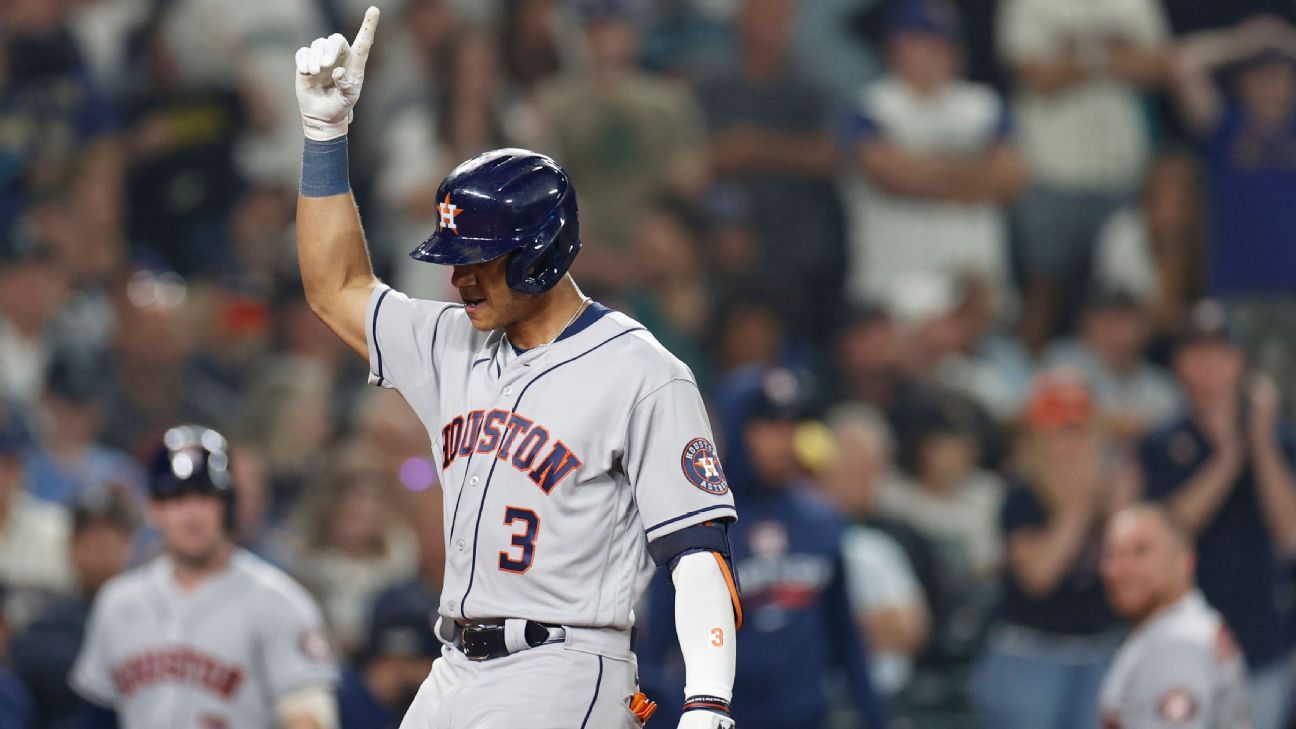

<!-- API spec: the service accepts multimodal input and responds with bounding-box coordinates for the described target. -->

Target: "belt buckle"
[459,624,501,662]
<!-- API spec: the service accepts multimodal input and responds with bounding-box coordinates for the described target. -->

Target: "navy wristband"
[300,137,351,197]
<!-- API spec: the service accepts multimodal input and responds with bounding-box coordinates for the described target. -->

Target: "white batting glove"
[678,711,735,729]
[293,6,380,141]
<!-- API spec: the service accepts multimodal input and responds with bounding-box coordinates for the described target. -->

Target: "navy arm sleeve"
[73,701,119,729]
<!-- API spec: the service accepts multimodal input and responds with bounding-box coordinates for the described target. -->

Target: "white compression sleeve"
[671,551,737,701]
[275,683,339,729]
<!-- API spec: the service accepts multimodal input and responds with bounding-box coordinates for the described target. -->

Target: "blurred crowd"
[1,0,1295,726]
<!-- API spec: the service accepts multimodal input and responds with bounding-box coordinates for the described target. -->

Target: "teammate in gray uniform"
[71,426,340,729]
[293,8,742,729]
[1099,505,1251,729]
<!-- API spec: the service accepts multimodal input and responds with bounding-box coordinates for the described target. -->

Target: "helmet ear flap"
[506,203,582,294]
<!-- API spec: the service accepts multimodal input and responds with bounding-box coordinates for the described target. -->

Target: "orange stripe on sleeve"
[712,551,744,630]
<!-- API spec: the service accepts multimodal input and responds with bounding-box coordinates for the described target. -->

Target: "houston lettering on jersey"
[441,409,583,493]
[113,647,244,699]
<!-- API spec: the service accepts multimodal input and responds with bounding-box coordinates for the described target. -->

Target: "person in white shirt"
[1099,504,1250,729]
[0,422,75,596]
[998,0,1171,351]
[843,0,1027,313]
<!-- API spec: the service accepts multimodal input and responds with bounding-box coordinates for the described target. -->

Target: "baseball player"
[1098,505,1250,729]
[70,426,340,729]
[293,8,741,729]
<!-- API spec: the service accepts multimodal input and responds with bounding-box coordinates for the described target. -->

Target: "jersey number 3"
[499,506,540,573]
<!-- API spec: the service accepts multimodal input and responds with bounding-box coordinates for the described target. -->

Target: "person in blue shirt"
[1138,300,1296,729]
[639,365,887,729]
[337,590,440,729]
[1171,15,1296,297]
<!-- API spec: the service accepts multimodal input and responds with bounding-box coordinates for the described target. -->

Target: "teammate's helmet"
[409,148,581,294]
[149,425,235,528]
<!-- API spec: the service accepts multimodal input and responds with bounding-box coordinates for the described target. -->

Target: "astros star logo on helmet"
[438,193,461,233]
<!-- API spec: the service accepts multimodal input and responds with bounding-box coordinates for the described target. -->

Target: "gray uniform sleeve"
[1118,640,1222,729]
[625,379,737,542]
[257,585,339,698]
[70,593,118,706]
[364,285,456,393]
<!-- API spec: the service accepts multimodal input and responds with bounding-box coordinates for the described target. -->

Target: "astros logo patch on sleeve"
[682,438,728,495]
[1158,688,1198,724]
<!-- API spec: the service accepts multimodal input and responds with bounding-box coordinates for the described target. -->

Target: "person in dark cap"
[337,594,441,729]
[640,366,888,729]
[1138,299,1296,729]
[1043,288,1183,443]
[0,224,68,408]
[10,492,137,729]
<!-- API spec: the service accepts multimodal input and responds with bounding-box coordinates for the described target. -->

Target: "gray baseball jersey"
[71,549,338,729]
[365,287,737,628]
[1099,590,1251,729]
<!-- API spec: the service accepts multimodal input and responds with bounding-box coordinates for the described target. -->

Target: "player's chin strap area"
[436,617,566,661]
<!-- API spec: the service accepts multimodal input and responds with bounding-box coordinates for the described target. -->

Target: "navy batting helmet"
[409,148,581,294]
[150,425,235,526]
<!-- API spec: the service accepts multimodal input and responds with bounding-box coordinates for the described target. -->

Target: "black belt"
[445,620,565,661]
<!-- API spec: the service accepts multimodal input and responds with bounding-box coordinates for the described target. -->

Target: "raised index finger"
[351,6,381,62]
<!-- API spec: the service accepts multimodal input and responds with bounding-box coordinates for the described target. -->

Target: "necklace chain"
[543,296,592,348]
[508,296,592,351]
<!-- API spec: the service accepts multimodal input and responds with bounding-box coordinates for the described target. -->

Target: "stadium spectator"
[293,446,418,656]
[999,0,1170,351]
[695,0,847,341]
[974,369,1126,729]
[384,26,526,299]
[1092,151,1207,346]
[822,405,930,698]
[499,0,567,93]
[367,481,444,644]
[0,231,69,409]
[22,352,146,508]
[1171,16,1296,298]
[1170,16,1296,397]
[844,0,1026,313]
[832,303,912,415]
[157,0,327,187]
[883,389,1004,579]
[10,493,137,729]
[120,21,248,276]
[622,198,715,388]
[98,271,210,460]
[226,441,296,567]
[709,291,799,379]
[935,272,1036,423]
[1043,289,1183,444]
[237,356,337,516]
[641,366,888,729]
[337,592,440,729]
[0,419,75,596]
[531,0,708,287]
[1138,300,1296,729]
[0,0,116,234]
